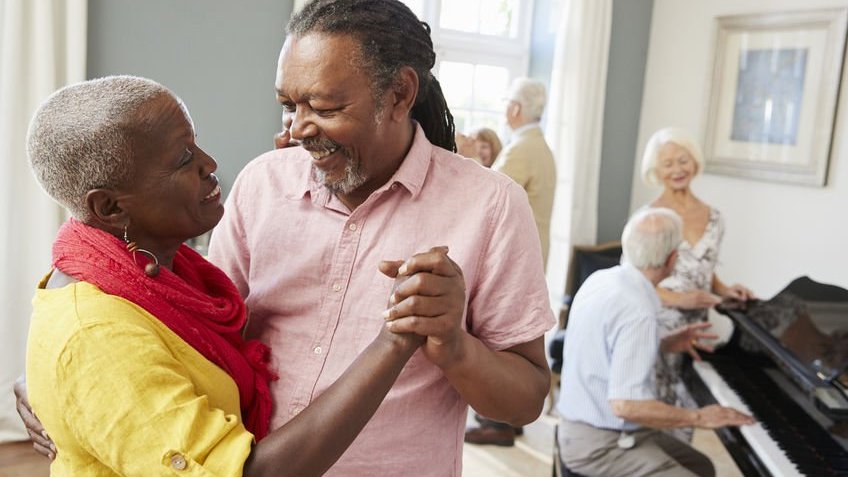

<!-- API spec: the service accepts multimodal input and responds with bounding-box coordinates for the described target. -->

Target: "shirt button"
[332,283,342,292]
[348,223,358,231]
[313,346,322,354]
[293,406,303,416]
[170,454,187,471]
[391,183,398,190]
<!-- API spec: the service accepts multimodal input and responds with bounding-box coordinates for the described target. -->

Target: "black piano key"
[706,357,848,476]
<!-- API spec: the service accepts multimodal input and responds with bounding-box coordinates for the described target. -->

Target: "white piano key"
[693,361,804,477]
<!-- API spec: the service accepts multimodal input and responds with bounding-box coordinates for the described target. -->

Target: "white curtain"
[544,0,612,302]
[0,0,87,442]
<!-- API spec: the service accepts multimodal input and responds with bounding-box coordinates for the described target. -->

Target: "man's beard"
[312,156,367,194]
[303,136,368,194]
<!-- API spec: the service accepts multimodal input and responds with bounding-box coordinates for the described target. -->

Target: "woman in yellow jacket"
[21,75,460,477]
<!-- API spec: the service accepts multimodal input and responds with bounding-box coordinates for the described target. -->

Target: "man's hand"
[660,322,718,360]
[694,404,755,429]
[14,376,55,460]
[380,246,467,369]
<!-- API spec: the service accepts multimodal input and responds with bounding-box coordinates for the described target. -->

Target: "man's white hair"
[27,75,174,221]
[640,127,704,186]
[621,208,683,269]
[507,77,547,120]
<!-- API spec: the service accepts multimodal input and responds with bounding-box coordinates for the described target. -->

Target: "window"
[401,0,534,133]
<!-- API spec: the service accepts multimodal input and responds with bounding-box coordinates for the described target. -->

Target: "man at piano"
[556,208,754,477]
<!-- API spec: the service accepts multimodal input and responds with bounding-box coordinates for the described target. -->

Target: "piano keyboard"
[694,360,848,476]
[693,361,803,476]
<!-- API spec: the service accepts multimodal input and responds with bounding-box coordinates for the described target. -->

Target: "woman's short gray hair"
[27,75,173,221]
[640,127,704,186]
[507,77,547,120]
[621,207,683,269]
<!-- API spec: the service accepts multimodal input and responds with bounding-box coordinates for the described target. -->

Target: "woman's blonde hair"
[469,127,503,164]
[640,127,704,186]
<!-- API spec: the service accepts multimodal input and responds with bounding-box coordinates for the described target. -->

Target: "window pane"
[440,0,480,33]
[439,61,474,109]
[398,0,424,19]
[473,64,509,111]
[469,112,503,133]
[441,0,520,37]
[452,108,471,134]
[478,0,518,37]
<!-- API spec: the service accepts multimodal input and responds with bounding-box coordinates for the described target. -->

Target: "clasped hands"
[378,246,467,369]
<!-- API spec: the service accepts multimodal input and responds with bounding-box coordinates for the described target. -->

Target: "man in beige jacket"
[465,77,557,446]
[496,78,556,265]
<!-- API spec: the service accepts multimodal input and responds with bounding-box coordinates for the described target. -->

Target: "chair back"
[549,241,622,373]
[559,241,622,328]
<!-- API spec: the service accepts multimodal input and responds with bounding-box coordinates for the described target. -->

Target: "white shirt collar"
[510,122,541,139]
[621,262,662,311]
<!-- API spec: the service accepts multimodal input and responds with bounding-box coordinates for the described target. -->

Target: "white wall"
[631,0,848,298]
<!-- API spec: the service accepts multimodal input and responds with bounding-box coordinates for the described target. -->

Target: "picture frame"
[702,9,848,187]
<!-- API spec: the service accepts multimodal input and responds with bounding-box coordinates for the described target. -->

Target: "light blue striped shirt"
[556,263,661,431]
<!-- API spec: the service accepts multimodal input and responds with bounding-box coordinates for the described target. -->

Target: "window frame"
[407,0,535,131]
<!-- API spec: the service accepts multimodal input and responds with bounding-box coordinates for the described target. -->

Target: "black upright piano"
[684,276,848,477]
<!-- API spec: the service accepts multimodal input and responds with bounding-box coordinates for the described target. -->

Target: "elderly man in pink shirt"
[207,1,554,476]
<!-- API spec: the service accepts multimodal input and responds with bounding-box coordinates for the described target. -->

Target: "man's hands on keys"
[14,376,55,460]
[379,246,467,369]
[694,404,755,429]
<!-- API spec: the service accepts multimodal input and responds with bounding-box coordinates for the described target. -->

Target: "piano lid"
[719,276,848,419]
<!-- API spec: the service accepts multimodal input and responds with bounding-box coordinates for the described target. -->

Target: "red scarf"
[52,219,276,440]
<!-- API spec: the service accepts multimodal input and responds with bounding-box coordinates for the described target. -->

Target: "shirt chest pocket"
[352,273,426,371]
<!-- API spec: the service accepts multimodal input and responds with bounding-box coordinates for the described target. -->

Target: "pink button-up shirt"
[209,124,554,477]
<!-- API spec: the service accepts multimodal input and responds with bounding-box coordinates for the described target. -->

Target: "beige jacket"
[494,125,556,266]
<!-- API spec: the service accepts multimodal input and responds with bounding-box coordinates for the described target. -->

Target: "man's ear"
[387,66,419,122]
[84,189,128,231]
[664,249,679,270]
[508,101,522,120]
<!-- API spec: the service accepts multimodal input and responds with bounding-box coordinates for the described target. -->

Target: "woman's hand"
[274,115,296,149]
[14,377,56,460]
[719,283,755,302]
[455,133,476,158]
[659,288,721,310]
[380,246,467,370]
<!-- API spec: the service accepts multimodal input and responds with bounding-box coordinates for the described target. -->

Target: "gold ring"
[690,339,698,346]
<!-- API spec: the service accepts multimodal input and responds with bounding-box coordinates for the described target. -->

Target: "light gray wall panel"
[87,0,294,195]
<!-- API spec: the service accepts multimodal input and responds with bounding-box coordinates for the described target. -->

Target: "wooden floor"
[461,411,744,477]
[0,441,48,477]
[0,422,741,477]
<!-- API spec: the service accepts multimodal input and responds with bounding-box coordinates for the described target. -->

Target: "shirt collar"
[621,262,662,311]
[384,122,432,199]
[511,122,541,139]
[302,122,433,204]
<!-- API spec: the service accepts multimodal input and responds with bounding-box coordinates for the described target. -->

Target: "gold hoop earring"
[124,224,160,277]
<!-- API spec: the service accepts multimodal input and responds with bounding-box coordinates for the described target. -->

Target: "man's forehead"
[275,34,365,99]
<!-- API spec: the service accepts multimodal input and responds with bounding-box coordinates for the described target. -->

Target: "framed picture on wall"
[702,9,848,187]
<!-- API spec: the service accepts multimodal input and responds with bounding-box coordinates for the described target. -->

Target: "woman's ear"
[387,66,419,123]
[84,189,128,230]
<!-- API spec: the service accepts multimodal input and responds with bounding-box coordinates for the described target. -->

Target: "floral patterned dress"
[653,207,724,441]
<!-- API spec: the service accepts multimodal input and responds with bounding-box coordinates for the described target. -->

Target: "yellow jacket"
[26,275,254,476]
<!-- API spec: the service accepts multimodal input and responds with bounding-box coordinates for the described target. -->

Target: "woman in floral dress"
[639,127,755,441]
